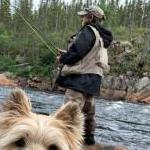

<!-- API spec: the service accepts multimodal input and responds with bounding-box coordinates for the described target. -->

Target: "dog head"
[0,88,84,150]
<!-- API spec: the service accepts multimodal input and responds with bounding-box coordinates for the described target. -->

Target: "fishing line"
[4,0,57,56]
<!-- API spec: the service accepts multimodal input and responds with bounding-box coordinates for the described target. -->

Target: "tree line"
[0,0,149,77]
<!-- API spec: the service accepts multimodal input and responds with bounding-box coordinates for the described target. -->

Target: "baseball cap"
[77,6,105,20]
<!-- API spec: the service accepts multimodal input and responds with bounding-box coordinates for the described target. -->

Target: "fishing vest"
[61,25,109,76]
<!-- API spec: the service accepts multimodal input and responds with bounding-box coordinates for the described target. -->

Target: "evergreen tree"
[0,0,11,29]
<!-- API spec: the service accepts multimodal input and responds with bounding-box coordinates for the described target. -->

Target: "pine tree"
[0,0,11,29]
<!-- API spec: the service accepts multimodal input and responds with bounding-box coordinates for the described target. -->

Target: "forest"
[0,0,150,79]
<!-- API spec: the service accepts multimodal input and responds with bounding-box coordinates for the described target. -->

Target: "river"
[0,86,150,150]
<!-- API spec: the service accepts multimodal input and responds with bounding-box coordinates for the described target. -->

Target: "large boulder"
[84,143,127,150]
[102,76,114,89]
[102,75,135,91]
[127,77,150,103]
[111,40,133,64]
[135,77,150,91]
[111,40,133,54]
[0,73,16,86]
[27,76,52,91]
[101,75,150,102]
[101,88,127,100]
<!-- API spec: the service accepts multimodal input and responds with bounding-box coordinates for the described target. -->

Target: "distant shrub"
[0,55,16,71]
[0,23,11,52]
[112,26,147,40]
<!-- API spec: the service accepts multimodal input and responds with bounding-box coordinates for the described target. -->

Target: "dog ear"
[2,88,31,115]
[54,102,84,130]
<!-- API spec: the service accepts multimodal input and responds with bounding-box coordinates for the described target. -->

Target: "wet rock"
[102,76,114,89]
[101,88,127,101]
[126,77,150,103]
[111,40,133,54]
[141,96,150,103]
[27,76,52,91]
[101,75,150,103]
[84,143,127,150]
[0,74,16,86]
[127,91,150,103]
[111,40,133,64]
[126,71,134,77]
[118,75,128,91]
[14,74,150,103]
[127,86,150,103]
[0,72,149,103]
[135,77,150,91]
[112,76,126,90]
[102,75,135,92]
[16,77,28,88]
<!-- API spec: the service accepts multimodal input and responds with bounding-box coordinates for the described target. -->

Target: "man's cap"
[77,6,105,20]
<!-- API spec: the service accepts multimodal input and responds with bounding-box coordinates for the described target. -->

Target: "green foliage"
[0,23,11,48]
[10,65,53,77]
[0,55,54,77]
[0,0,149,78]
[112,26,147,40]
[0,55,16,71]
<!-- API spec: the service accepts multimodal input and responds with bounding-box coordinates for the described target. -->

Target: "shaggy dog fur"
[0,88,84,150]
[0,88,127,150]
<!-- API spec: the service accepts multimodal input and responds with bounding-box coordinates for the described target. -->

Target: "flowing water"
[0,86,150,150]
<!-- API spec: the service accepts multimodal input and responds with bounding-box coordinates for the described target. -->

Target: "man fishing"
[56,6,113,145]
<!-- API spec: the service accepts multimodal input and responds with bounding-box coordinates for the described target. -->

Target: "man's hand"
[56,55,61,64]
[57,49,67,55]
[56,49,67,64]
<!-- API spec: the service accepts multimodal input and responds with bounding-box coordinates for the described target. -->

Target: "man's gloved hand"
[56,55,61,64]
[56,49,67,64]
[58,49,67,53]
[57,49,67,55]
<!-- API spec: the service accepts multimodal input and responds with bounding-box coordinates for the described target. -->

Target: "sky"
[11,0,126,10]
[33,0,126,9]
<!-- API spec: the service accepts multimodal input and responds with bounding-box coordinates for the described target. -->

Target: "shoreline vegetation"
[0,73,149,104]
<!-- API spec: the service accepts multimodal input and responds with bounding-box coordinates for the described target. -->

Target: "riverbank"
[0,73,149,104]
[0,74,16,86]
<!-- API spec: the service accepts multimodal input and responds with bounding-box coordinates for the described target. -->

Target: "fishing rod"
[4,0,57,56]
